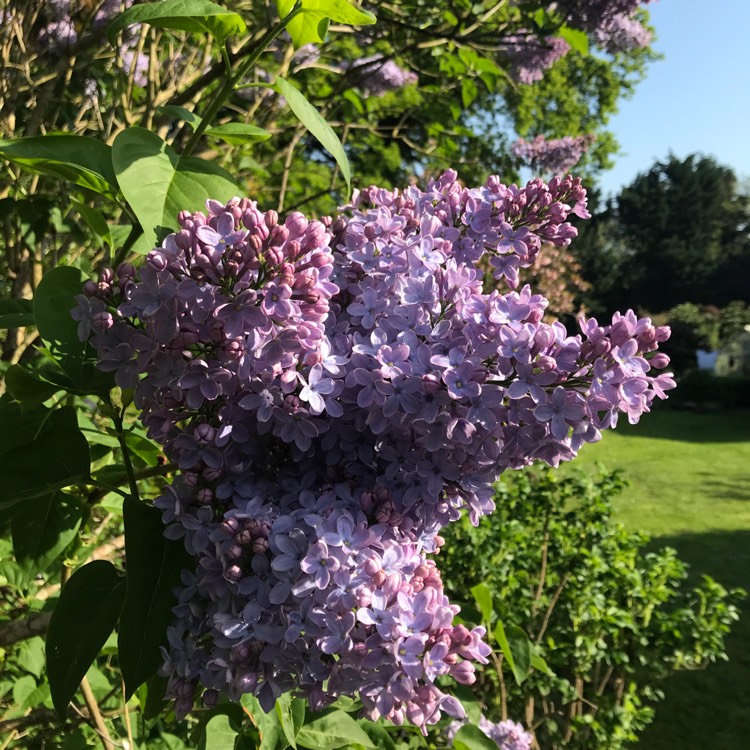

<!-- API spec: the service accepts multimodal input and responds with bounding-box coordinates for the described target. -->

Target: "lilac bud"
[175,229,193,250]
[285,212,308,238]
[269,225,289,247]
[265,209,279,229]
[655,325,671,342]
[147,250,170,272]
[226,564,243,581]
[592,339,611,358]
[650,352,670,369]
[194,424,216,443]
[83,280,98,296]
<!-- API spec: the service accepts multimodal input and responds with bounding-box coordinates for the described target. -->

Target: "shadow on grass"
[638,530,750,749]
[693,474,750,502]
[613,408,750,444]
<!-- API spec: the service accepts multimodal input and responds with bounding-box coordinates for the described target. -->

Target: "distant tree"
[595,154,750,313]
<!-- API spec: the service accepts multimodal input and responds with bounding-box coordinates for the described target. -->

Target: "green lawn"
[570,408,750,749]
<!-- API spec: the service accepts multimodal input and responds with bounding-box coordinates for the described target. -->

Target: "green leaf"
[107,0,246,44]
[119,495,192,698]
[493,620,515,672]
[0,406,90,511]
[0,399,48,455]
[0,135,119,200]
[46,560,126,718]
[506,624,532,685]
[109,224,155,256]
[71,200,113,248]
[453,723,499,750]
[530,651,554,676]
[16,636,46,679]
[273,77,351,193]
[558,26,589,56]
[200,714,240,750]
[296,709,375,750]
[275,693,300,748]
[12,492,85,581]
[205,123,272,145]
[461,77,478,108]
[5,365,60,404]
[241,695,289,750]
[0,298,34,329]
[470,582,493,623]
[156,104,204,131]
[112,127,240,246]
[451,685,483,725]
[277,0,376,48]
[33,266,88,386]
[355,721,397,750]
[139,673,169,721]
[13,675,37,707]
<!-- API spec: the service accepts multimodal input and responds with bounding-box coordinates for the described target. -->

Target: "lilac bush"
[75,170,674,733]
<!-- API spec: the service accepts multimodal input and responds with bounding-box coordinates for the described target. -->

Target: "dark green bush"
[439,468,744,750]
[668,370,750,410]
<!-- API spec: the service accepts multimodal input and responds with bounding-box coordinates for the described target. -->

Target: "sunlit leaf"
[274,77,351,193]
[107,0,246,44]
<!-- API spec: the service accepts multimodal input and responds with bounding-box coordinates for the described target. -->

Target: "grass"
[569,407,750,749]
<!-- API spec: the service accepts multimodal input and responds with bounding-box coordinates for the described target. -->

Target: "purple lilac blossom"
[503,35,570,85]
[77,170,674,732]
[511,134,596,175]
[447,716,533,750]
[552,0,653,50]
[349,56,418,96]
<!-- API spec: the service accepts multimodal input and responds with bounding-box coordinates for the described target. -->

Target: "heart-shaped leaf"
[276,0,375,47]
[112,127,240,246]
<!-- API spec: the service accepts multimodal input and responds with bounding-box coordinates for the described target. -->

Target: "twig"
[80,676,117,750]
[531,512,551,617]
[534,572,571,645]
[122,681,134,750]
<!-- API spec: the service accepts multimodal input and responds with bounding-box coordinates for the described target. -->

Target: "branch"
[0,611,51,648]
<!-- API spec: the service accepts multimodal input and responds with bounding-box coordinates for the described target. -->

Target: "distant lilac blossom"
[512,134,596,175]
[349,55,418,95]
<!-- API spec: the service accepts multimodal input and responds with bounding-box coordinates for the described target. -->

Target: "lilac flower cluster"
[76,171,674,731]
[511,134,596,175]
[447,716,533,750]
[35,0,134,52]
[503,35,570,85]
[553,0,653,52]
[594,12,652,53]
[348,56,418,96]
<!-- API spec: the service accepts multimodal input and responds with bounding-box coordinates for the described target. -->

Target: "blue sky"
[597,0,750,198]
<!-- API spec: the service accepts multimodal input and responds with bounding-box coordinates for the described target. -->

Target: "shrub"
[439,468,744,749]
